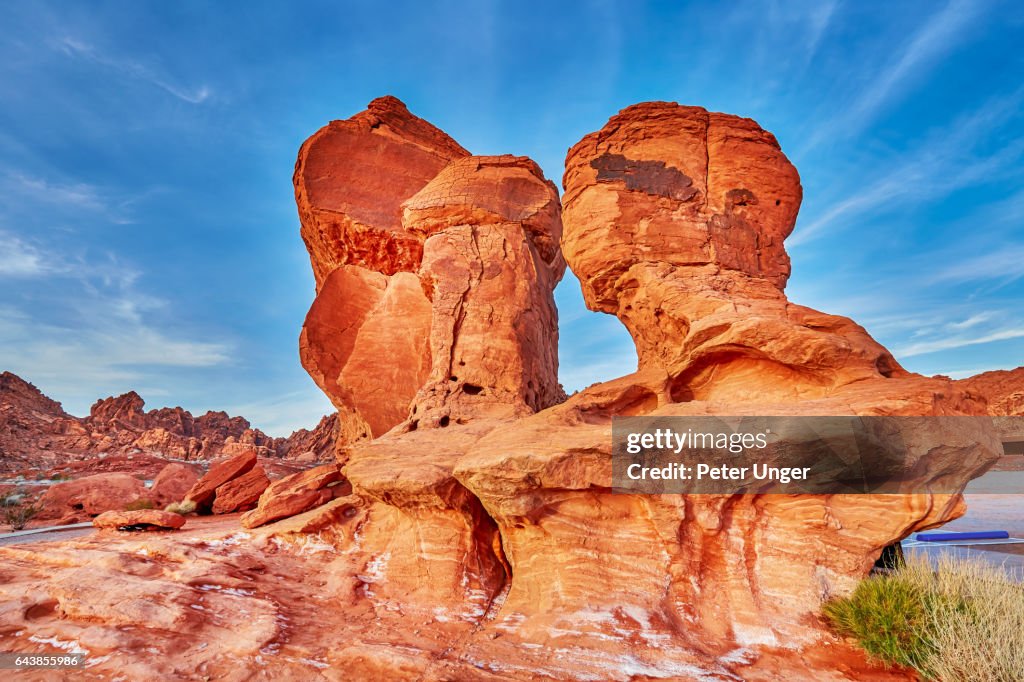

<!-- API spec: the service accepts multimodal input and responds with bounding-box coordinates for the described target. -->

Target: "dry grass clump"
[164,499,197,515]
[2,489,40,531]
[825,554,1024,681]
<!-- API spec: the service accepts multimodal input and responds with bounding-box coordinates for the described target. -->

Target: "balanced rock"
[562,102,905,401]
[93,509,186,530]
[184,449,257,511]
[241,463,345,528]
[211,465,270,514]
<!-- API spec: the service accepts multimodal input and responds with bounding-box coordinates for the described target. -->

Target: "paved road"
[0,524,94,547]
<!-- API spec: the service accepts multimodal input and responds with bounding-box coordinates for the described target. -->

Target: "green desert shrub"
[3,503,41,531]
[124,498,155,511]
[824,555,1024,681]
[164,499,196,515]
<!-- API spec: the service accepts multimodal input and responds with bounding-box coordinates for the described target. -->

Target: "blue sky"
[1,1,1022,435]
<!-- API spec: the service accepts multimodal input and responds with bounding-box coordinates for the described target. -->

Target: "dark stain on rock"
[591,153,698,201]
[725,188,757,210]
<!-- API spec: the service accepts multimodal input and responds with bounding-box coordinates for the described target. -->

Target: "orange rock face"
[562,102,905,400]
[295,97,565,440]
[297,99,1000,671]
[961,366,1024,415]
[92,509,186,530]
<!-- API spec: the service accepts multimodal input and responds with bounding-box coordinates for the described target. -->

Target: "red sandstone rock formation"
[92,509,186,530]
[84,392,276,460]
[0,100,1009,681]
[274,413,339,462]
[295,97,565,443]
[149,462,201,508]
[303,99,1001,672]
[961,366,1024,416]
[0,372,90,472]
[562,102,907,400]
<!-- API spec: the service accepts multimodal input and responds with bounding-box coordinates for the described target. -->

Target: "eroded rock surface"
[961,366,1024,416]
[93,509,186,530]
[325,100,1000,670]
[296,97,566,441]
[562,102,906,400]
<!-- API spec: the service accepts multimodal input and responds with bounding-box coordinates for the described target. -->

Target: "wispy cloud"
[5,171,107,210]
[0,231,51,277]
[801,0,839,67]
[896,327,1024,358]
[0,238,232,413]
[0,170,143,224]
[930,245,1024,286]
[226,390,335,437]
[946,312,996,331]
[55,36,211,104]
[804,0,983,149]
[791,89,1024,246]
[847,1,977,128]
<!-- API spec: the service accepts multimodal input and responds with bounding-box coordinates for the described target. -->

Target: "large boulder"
[241,463,344,529]
[37,473,147,520]
[211,465,270,514]
[93,509,186,530]
[184,449,257,511]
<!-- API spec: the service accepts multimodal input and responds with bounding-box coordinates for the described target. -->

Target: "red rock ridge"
[960,366,1024,416]
[0,371,338,471]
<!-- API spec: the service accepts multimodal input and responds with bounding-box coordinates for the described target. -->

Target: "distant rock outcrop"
[0,371,338,471]
[961,366,1024,416]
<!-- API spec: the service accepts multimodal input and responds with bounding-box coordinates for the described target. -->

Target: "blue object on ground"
[915,530,1010,542]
